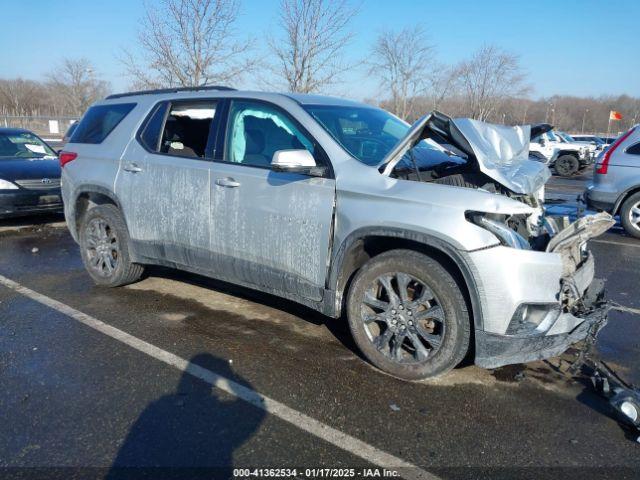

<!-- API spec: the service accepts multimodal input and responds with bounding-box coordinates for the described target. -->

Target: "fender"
[327,226,485,330]
[613,185,640,215]
[68,184,124,238]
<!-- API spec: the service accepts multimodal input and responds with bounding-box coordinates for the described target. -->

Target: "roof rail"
[105,85,237,100]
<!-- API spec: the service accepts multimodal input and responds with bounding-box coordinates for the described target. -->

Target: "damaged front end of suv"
[377,112,614,369]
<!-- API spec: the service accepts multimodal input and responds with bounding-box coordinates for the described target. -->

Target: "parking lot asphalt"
[1,174,639,479]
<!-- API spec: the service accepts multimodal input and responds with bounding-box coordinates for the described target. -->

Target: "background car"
[529,124,591,176]
[555,131,597,155]
[0,128,63,219]
[572,134,606,150]
[586,125,640,238]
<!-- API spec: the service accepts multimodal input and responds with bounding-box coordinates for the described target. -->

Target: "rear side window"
[627,142,640,155]
[70,103,136,144]
[159,101,218,159]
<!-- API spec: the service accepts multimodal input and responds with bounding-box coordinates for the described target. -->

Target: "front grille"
[14,178,61,190]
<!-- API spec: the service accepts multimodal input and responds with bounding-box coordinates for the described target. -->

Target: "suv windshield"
[0,131,56,159]
[303,105,409,165]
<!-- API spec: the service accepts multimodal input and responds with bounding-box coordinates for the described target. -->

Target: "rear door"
[116,99,220,265]
[209,99,336,301]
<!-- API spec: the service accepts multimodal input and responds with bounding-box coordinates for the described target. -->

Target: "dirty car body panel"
[61,90,613,374]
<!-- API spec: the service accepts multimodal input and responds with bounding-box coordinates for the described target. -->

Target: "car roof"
[282,93,374,108]
[0,127,33,135]
[101,87,373,109]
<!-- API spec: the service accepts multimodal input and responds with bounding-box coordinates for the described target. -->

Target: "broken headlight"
[467,212,531,250]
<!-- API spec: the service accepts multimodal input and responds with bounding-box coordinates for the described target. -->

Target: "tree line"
[1,0,637,135]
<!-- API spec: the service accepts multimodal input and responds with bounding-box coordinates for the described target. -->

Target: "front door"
[210,100,336,300]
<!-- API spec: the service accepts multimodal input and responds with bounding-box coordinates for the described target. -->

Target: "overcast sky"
[4,0,639,100]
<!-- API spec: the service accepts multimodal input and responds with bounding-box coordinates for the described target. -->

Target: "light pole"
[545,102,555,124]
[581,108,589,134]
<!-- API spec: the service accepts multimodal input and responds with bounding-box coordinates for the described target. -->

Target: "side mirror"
[539,138,546,146]
[271,149,323,175]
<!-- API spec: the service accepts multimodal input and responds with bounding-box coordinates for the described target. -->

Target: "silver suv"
[61,87,612,380]
[586,125,640,238]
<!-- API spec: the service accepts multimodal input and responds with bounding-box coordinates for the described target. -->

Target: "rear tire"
[79,204,144,287]
[346,250,470,380]
[554,155,580,177]
[620,192,640,239]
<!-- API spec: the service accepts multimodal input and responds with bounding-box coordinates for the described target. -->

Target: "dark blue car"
[0,128,63,218]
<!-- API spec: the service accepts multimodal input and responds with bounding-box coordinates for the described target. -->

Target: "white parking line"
[592,238,640,248]
[0,274,436,480]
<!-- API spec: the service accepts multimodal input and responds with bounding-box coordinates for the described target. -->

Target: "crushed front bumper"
[466,212,614,369]
[475,280,608,369]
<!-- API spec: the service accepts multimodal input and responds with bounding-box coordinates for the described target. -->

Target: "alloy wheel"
[359,272,445,364]
[629,201,640,232]
[84,218,119,277]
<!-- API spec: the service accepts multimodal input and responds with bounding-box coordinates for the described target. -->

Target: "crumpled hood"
[453,118,551,195]
[379,112,551,195]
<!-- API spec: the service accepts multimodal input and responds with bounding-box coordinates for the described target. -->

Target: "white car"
[555,131,597,154]
[529,124,592,176]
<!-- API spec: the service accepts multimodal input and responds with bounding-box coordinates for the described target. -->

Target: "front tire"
[620,192,640,239]
[554,155,580,176]
[346,250,470,380]
[79,204,144,287]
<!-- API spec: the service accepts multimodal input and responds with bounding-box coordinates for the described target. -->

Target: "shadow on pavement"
[146,266,360,358]
[106,353,266,479]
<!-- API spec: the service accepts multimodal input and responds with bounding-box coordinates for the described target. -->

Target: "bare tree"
[456,45,529,121]
[47,58,109,115]
[270,0,358,93]
[368,26,440,119]
[122,0,253,89]
[0,79,43,116]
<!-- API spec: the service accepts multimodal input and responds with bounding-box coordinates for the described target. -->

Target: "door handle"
[123,162,143,173]
[215,177,241,188]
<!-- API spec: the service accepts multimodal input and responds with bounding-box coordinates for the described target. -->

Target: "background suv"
[529,126,591,176]
[60,87,610,380]
[586,125,640,238]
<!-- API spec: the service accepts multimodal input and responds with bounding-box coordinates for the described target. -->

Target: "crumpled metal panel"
[452,118,551,195]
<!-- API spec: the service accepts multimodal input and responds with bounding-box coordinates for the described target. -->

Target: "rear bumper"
[475,280,608,369]
[0,189,63,218]
[584,186,616,213]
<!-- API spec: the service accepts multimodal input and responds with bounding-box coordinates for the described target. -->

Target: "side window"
[225,101,314,168]
[627,142,640,155]
[159,101,218,159]
[139,102,168,152]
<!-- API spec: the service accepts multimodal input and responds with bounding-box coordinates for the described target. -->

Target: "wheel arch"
[328,227,484,332]
[613,185,640,215]
[72,185,123,238]
[557,150,580,159]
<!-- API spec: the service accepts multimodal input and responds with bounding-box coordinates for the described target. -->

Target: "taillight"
[59,151,78,168]
[596,127,636,174]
